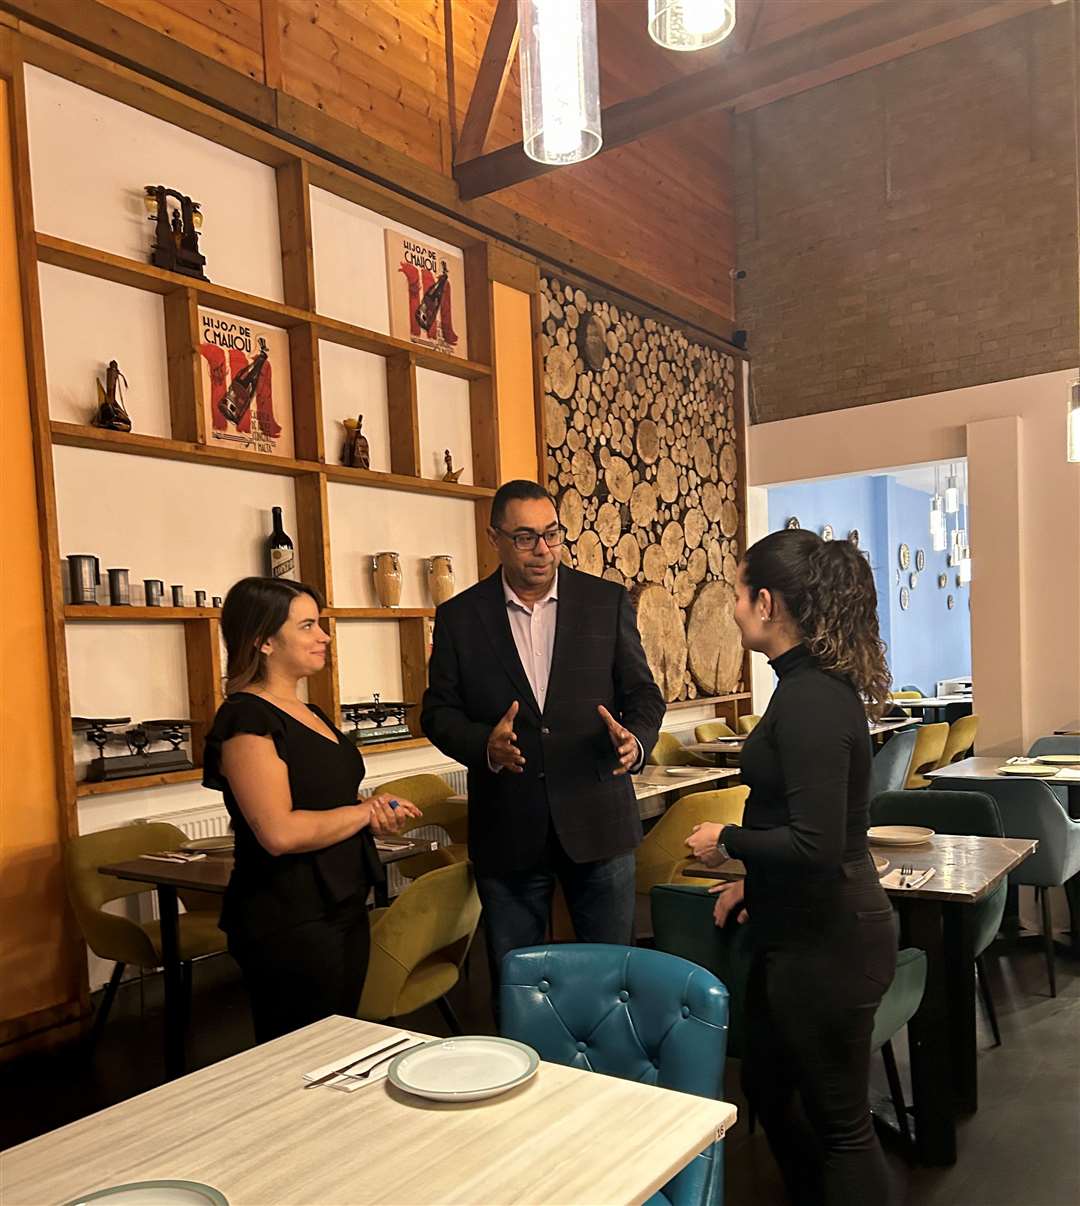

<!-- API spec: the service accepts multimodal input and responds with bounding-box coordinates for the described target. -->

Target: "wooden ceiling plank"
[455,0,1051,199]
[456,0,519,162]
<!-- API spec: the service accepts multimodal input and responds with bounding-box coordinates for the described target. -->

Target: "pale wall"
[747,370,1080,753]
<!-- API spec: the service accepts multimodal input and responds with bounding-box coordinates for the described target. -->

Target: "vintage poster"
[198,307,294,457]
[384,230,468,359]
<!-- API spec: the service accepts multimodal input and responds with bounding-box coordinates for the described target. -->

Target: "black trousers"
[228,891,371,1044]
[744,893,898,1206]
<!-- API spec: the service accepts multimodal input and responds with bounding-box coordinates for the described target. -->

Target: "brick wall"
[735,5,1079,424]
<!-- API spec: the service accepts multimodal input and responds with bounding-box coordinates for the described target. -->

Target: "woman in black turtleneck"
[687,529,897,1206]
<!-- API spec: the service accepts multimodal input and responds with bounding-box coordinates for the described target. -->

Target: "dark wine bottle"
[267,506,294,579]
[219,337,269,425]
[414,262,449,332]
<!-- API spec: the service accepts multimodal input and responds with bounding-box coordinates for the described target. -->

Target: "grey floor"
[2,931,1078,1205]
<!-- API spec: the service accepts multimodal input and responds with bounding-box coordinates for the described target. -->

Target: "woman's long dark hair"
[743,529,891,717]
[220,576,325,696]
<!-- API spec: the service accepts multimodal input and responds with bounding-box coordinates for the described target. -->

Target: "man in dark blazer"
[421,480,665,995]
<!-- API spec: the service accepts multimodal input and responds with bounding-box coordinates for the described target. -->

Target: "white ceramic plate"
[997,764,1060,777]
[65,1182,227,1206]
[664,767,705,776]
[868,826,935,847]
[179,837,234,853]
[387,1036,539,1103]
[1035,755,1080,766]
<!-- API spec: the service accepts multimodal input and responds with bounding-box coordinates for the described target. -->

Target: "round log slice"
[688,546,708,583]
[544,396,567,447]
[571,448,598,495]
[688,582,742,696]
[692,436,713,478]
[723,553,738,584]
[615,533,642,578]
[634,584,688,703]
[707,538,723,577]
[702,482,724,522]
[720,500,739,538]
[580,313,607,371]
[719,443,738,484]
[559,488,585,542]
[596,501,622,547]
[661,520,684,563]
[642,544,668,583]
[630,481,658,527]
[636,419,661,464]
[673,570,696,608]
[547,346,577,400]
[604,456,634,503]
[575,530,603,576]
[684,507,707,549]
[657,458,679,503]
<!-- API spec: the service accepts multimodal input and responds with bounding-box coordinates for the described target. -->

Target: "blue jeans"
[476,828,636,1008]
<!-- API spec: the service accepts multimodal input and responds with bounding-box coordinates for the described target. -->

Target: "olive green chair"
[374,772,467,880]
[358,859,481,1032]
[635,787,749,898]
[651,883,927,1147]
[737,715,761,736]
[889,689,923,719]
[650,731,711,767]
[64,823,226,1039]
[935,714,980,769]
[694,720,737,743]
[904,722,949,789]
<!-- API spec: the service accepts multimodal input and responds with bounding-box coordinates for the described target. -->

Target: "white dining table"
[0,1016,738,1206]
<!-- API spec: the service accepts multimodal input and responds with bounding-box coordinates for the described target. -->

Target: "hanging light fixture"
[944,464,960,514]
[648,0,737,52]
[518,0,602,166]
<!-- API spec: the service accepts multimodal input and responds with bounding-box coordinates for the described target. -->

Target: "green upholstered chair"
[650,883,927,1146]
[358,859,480,1032]
[904,722,949,788]
[737,715,761,736]
[374,772,467,880]
[63,823,225,1039]
[635,787,749,899]
[872,789,1006,1041]
[695,720,737,742]
[650,731,711,767]
[936,714,980,768]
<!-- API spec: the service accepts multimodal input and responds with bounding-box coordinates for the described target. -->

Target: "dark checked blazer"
[420,564,665,875]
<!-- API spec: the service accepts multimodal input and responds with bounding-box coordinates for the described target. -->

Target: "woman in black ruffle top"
[687,529,898,1206]
[203,576,421,1042]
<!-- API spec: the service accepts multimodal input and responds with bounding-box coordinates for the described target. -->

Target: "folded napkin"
[303,1031,423,1092]
[1054,769,1080,781]
[880,867,936,891]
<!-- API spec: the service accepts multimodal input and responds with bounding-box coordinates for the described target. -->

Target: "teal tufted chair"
[500,944,730,1206]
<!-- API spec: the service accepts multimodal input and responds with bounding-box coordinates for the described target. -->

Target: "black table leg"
[373,881,390,908]
[157,884,185,1080]
[899,898,957,1166]
[942,902,977,1114]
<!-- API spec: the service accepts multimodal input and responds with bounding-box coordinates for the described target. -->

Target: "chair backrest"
[63,823,190,966]
[869,728,918,800]
[871,789,1002,837]
[737,715,760,736]
[1027,735,1080,758]
[904,723,949,788]
[635,787,749,896]
[694,720,736,742]
[870,948,927,1052]
[935,778,1080,888]
[890,690,923,701]
[358,860,481,1020]
[373,773,464,843]
[501,944,730,1206]
[650,731,696,766]
[937,714,980,768]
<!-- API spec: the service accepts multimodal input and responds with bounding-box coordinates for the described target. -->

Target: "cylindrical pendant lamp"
[648,0,737,52]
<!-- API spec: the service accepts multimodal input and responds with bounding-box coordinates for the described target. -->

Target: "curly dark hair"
[743,529,891,717]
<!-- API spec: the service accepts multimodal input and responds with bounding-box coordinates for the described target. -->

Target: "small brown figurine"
[93,360,132,432]
[342,414,370,469]
[442,448,464,483]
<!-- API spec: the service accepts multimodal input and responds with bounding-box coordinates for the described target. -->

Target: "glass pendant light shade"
[648,0,737,51]
[958,552,972,585]
[932,524,947,553]
[519,0,602,165]
[944,468,960,514]
[1069,380,1080,463]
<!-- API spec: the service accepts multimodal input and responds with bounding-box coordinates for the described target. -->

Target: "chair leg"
[975,954,1002,1047]
[1039,888,1057,998]
[880,1040,912,1148]
[436,995,463,1035]
[90,962,126,1044]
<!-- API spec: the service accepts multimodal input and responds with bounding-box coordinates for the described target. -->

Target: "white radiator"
[136,803,233,841]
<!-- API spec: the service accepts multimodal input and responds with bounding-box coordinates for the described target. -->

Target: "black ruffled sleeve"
[202,695,288,791]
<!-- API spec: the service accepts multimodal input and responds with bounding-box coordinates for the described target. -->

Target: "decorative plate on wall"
[786,516,800,529]
[898,543,911,570]
[894,568,901,585]
[956,573,963,588]
[947,594,955,609]
[900,587,910,611]
[915,549,926,571]
[938,573,947,588]
[822,524,834,541]
[909,572,919,589]
[848,529,860,546]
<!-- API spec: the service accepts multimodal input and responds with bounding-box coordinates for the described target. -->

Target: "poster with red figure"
[198,307,294,458]
[384,230,468,359]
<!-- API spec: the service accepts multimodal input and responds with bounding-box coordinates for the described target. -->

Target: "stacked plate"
[867,826,934,847]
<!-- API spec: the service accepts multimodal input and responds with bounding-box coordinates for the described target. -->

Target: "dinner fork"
[899,864,914,888]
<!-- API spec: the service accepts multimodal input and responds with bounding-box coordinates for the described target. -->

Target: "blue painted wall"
[767,475,971,695]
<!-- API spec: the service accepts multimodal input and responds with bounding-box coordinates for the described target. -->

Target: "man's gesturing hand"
[598,705,638,776]
[487,701,525,773]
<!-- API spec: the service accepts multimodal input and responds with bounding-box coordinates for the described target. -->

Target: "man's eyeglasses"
[495,525,566,552]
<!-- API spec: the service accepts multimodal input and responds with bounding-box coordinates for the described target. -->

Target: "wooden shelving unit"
[11,55,509,820]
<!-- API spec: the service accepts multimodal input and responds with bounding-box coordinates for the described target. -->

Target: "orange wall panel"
[493,282,539,484]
